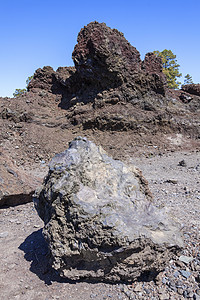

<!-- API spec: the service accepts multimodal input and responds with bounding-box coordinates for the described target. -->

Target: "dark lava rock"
[182,84,200,97]
[72,21,142,88]
[71,22,167,97]
[25,22,199,137]
[28,22,167,108]
[28,66,56,93]
[178,160,187,167]
[34,137,183,282]
[142,52,163,74]
[179,92,193,103]
[0,107,33,123]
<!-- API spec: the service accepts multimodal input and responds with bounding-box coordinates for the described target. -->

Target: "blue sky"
[0,0,199,97]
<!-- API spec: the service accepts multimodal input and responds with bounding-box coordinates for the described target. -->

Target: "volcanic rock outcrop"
[34,137,183,282]
[181,83,200,97]
[28,21,167,109]
[26,21,199,135]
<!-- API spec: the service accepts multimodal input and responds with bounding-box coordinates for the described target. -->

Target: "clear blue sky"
[0,0,199,97]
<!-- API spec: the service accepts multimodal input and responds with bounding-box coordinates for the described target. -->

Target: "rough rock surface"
[181,83,200,96]
[72,21,141,86]
[0,21,199,208]
[34,137,183,282]
[71,22,166,96]
[0,147,46,207]
[25,22,199,137]
[28,21,167,109]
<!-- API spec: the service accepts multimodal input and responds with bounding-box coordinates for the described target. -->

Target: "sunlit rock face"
[34,137,183,282]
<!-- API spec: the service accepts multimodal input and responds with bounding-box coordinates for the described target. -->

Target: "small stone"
[159,293,169,300]
[180,270,191,279]
[9,219,18,223]
[188,291,194,298]
[179,255,193,264]
[178,160,187,167]
[177,288,183,295]
[133,283,143,292]
[169,281,177,292]
[196,289,200,296]
[175,279,184,288]
[183,290,188,298]
[173,270,180,278]
[175,260,185,268]
[162,277,168,284]
[184,233,190,239]
[0,232,8,238]
[164,179,178,184]
[7,168,18,177]
[184,186,190,194]
[144,288,150,294]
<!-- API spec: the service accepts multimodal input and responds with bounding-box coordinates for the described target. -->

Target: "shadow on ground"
[19,229,158,286]
[19,229,72,285]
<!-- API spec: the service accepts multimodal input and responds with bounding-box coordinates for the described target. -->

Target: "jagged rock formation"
[34,137,183,282]
[72,22,142,86]
[26,21,199,135]
[181,83,200,97]
[28,21,167,109]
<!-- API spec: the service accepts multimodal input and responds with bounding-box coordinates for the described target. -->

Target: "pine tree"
[184,74,193,85]
[13,75,33,97]
[13,88,27,97]
[153,49,182,89]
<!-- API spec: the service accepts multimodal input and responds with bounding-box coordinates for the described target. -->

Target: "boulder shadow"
[19,229,159,285]
[19,229,74,285]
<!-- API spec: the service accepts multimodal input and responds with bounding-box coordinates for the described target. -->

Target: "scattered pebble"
[34,225,40,228]
[0,232,8,238]
[180,270,191,279]
[179,255,193,264]
[178,160,187,167]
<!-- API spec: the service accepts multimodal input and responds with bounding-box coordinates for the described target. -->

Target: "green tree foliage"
[13,75,34,97]
[153,49,182,89]
[26,75,34,86]
[13,88,27,97]
[184,74,193,85]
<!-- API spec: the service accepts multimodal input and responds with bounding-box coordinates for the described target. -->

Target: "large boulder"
[34,137,183,282]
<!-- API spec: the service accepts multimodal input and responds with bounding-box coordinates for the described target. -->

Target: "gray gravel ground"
[0,150,199,300]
